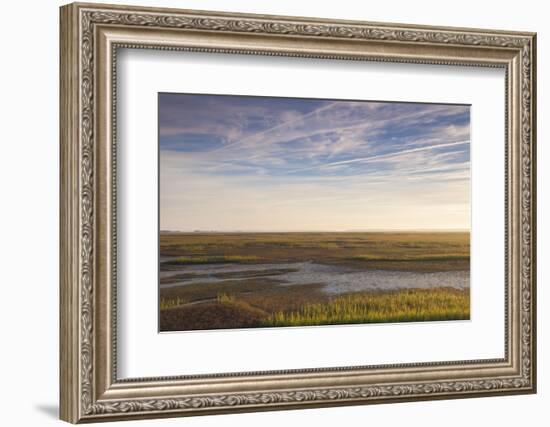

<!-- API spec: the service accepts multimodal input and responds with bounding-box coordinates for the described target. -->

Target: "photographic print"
[159,93,471,332]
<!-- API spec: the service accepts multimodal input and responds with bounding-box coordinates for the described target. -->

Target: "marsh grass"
[350,254,469,262]
[160,231,470,271]
[159,286,469,330]
[262,288,469,327]
[163,255,261,265]
[159,296,187,310]
[217,293,236,304]
[160,278,285,303]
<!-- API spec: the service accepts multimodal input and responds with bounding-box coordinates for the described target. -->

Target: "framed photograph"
[60,2,537,423]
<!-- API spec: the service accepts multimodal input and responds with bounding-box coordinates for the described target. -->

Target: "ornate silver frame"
[60,2,537,423]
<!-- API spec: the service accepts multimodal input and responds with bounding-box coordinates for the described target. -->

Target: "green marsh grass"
[163,255,261,265]
[351,254,470,262]
[262,288,469,327]
[159,296,188,310]
[217,293,236,304]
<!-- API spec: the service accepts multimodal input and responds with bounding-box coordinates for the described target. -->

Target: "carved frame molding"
[60,2,536,423]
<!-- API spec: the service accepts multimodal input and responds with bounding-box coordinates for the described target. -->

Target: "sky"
[159,93,470,232]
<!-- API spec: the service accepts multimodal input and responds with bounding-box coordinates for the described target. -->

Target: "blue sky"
[159,93,470,231]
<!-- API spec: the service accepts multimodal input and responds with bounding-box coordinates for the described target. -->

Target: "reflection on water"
[160,261,469,294]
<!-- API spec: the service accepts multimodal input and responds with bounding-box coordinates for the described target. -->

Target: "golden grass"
[160,287,469,330]
[217,293,236,304]
[351,253,469,262]
[262,288,469,327]
[164,255,261,265]
[159,296,188,310]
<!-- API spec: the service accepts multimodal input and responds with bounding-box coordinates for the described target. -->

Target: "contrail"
[288,140,470,173]
[208,101,338,154]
